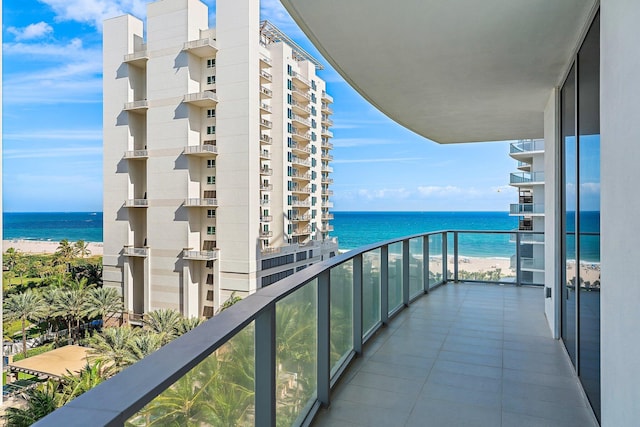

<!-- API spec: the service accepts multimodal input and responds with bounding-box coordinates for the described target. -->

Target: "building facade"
[102,0,336,320]
[508,139,545,285]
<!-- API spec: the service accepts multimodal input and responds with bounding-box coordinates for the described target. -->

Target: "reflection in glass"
[387,242,403,313]
[429,234,444,288]
[562,64,577,366]
[409,238,423,298]
[577,13,600,421]
[276,280,317,426]
[330,261,354,376]
[362,249,381,337]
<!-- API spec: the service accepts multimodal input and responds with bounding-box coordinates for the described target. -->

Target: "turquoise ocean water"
[3,211,599,261]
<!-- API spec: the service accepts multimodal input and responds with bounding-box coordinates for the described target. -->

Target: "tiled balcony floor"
[313,283,598,427]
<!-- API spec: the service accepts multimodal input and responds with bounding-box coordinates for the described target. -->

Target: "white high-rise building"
[102,0,337,320]
[508,139,545,285]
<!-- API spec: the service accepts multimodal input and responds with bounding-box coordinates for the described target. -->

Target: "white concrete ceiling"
[281,0,597,143]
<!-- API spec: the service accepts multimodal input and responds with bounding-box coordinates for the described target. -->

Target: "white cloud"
[356,188,412,201]
[7,22,54,40]
[38,0,147,29]
[4,130,102,141]
[416,186,463,197]
[4,146,102,160]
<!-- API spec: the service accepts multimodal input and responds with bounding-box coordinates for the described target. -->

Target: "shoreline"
[3,239,104,256]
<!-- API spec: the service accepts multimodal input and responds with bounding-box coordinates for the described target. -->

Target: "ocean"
[3,212,103,243]
[2,211,600,261]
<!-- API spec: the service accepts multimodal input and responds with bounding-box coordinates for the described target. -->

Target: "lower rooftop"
[314,283,597,427]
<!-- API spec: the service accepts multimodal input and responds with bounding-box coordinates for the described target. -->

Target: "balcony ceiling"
[280,0,596,143]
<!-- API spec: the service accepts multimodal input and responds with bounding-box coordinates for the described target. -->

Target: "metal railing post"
[516,232,522,286]
[255,305,276,427]
[423,235,430,293]
[453,231,459,283]
[317,271,331,407]
[353,254,363,355]
[380,245,389,324]
[402,239,410,306]
[442,233,448,283]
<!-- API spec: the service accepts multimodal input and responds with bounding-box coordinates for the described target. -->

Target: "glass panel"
[519,234,545,285]
[447,233,454,281]
[276,280,317,426]
[387,242,403,313]
[126,323,255,426]
[562,64,577,366]
[456,232,515,282]
[429,234,444,288]
[409,238,423,298]
[330,261,353,376]
[362,249,381,337]
[577,13,600,421]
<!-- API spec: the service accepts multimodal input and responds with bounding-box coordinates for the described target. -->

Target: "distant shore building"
[102,0,337,319]
[509,139,545,285]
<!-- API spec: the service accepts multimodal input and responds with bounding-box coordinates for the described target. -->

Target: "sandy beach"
[3,240,104,256]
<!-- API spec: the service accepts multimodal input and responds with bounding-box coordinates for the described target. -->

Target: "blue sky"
[2,0,517,212]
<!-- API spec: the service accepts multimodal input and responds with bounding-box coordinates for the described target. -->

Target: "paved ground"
[313,283,598,427]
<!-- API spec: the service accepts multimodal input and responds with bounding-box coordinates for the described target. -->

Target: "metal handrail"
[36,229,547,427]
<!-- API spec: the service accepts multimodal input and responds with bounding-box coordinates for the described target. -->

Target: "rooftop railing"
[36,229,544,427]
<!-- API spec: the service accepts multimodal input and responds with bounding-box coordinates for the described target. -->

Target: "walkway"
[313,283,598,427]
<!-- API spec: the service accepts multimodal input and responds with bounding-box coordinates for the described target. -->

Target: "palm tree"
[87,287,123,326]
[143,309,182,345]
[57,362,106,406]
[4,247,20,271]
[51,278,93,344]
[175,317,206,336]
[4,290,47,357]
[4,383,58,426]
[55,239,78,268]
[74,240,91,258]
[126,332,163,365]
[88,326,139,377]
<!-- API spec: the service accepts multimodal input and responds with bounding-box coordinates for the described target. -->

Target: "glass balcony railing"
[510,171,545,185]
[38,229,544,426]
[509,203,545,215]
[510,138,544,154]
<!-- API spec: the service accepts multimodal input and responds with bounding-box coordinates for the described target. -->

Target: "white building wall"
[600,0,640,423]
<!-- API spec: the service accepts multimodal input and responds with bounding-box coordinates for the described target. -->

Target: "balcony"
[291,130,312,142]
[184,198,218,207]
[260,167,273,176]
[322,189,334,196]
[290,214,311,222]
[42,229,595,427]
[259,55,272,68]
[260,184,273,191]
[123,150,148,160]
[183,91,218,107]
[260,134,273,145]
[320,224,334,232]
[260,86,273,98]
[184,145,217,156]
[260,215,273,222]
[291,113,311,128]
[291,171,312,182]
[123,100,149,113]
[321,152,334,161]
[509,171,544,186]
[290,71,311,88]
[321,117,334,126]
[321,128,334,138]
[517,160,531,171]
[321,177,334,184]
[510,139,544,157]
[260,118,273,129]
[123,48,149,67]
[321,140,334,149]
[291,199,310,207]
[182,249,218,261]
[259,231,273,239]
[321,165,333,173]
[182,38,218,57]
[260,199,271,206]
[322,201,334,208]
[260,70,273,83]
[291,186,312,194]
[509,203,544,216]
[123,246,148,257]
[124,199,148,208]
[290,142,311,156]
[291,227,312,236]
[321,104,334,114]
[321,90,334,103]
[292,157,311,168]
[260,103,272,114]
[321,213,334,220]
[260,150,271,160]
[291,100,311,116]
[292,87,311,102]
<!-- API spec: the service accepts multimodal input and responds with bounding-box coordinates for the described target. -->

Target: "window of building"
[287,166,293,177]
[311,210,316,219]
[287,79,293,90]
[288,108,293,119]
[287,152,293,162]
[288,123,293,133]
[207,209,216,218]
[288,137,293,147]
[207,159,216,168]
[312,196,317,206]
[207,176,216,185]
[287,64,293,76]
[287,195,292,205]
[287,94,292,105]
[207,126,215,135]
[207,109,216,118]
[311,132,317,142]
[311,106,317,115]
[207,58,216,68]
[311,93,317,103]
[311,80,317,90]
[311,119,317,128]
[207,75,216,85]
[207,226,216,235]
